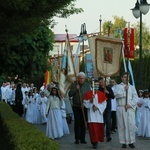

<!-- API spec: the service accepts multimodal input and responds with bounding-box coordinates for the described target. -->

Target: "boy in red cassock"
[83,79,106,149]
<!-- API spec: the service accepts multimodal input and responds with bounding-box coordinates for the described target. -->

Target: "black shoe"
[129,144,135,148]
[75,140,79,144]
[92,143,98,149]
[80,140,87,144]
[107,137,112,142]
[121,144,127,148]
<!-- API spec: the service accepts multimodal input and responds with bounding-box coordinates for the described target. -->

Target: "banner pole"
[65,27,87,127]
[125,22,131,112]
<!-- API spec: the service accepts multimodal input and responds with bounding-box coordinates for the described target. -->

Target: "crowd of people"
[0,81,70,140]
[0,72,150,149]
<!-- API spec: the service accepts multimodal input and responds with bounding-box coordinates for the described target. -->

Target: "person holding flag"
[68,72,91,144]
[114,72,138,148]
[83,79,106,149]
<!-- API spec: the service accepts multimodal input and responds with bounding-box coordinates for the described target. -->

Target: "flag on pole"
[85,54,94,78]
[44,70,50,88]
[128,60,135,86]
[74,40,81,72]
[51,57,59,82]
[59,33,76,97]
[124,28,135,59]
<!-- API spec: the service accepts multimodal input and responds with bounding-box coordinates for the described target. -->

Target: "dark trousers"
[73,106,87,141]
[103,109,111,138]
[111,111,117,131]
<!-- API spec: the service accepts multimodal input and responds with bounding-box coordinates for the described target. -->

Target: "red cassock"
[84,90,106,143]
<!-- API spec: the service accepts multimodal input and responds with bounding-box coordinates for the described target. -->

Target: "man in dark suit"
[98,77,115,142]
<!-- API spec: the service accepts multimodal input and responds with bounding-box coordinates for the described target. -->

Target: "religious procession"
[1,23,150,150]
[0,1,150,150]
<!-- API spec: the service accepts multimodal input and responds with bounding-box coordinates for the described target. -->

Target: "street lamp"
[79,23,87,72]
[131,0,150,89]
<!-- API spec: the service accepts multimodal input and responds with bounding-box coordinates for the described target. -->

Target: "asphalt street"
[35,121,150,150]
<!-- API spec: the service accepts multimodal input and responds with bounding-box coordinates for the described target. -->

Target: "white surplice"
[114,82,138,144]
[83,94,106,123]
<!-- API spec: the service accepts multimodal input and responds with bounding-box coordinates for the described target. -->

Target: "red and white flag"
[124,28,135,59]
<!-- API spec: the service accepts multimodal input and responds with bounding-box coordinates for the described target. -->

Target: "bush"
[0,102,59,150]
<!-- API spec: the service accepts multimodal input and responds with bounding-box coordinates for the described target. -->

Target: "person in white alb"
[137,89,150,139]
[114,72,138,149]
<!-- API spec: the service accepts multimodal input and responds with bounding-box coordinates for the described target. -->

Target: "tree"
[102,16,150,55]
[0,0,83,84]
[0,25,54,83]
[132,22,150,51]
[0,0,83,44]
[102,16,127,38]
[102,16,150,90]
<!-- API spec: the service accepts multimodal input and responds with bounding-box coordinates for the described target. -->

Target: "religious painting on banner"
[104,47,113,63]
[88,36,122,77]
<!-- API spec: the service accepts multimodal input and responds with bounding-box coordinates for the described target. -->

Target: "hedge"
[0,102,59,150]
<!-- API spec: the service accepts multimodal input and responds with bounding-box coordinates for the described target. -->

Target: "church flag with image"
[88,35,122,77]
[59,33,76,97]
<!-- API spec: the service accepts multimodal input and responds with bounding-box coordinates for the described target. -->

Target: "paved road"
[35,122,150,150]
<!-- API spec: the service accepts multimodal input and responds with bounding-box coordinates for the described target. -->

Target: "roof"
[54,34,79,42]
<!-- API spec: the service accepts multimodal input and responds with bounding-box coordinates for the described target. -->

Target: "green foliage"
[102,16,127,38]
[102,16,150,90]
[0,102,59,150]
[129,55,150,90]
[0,0,83,85]
[114,54,150,90]
[0,0,83,43]
[102,15,150,52]
[0,25,54,84]
[132,22,150,50]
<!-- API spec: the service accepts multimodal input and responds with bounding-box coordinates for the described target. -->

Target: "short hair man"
[69,72,91,144]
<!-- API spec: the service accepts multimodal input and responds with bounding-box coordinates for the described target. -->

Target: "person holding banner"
[83,79,106,149]
[114,72,138,148]
[68,72,91,144]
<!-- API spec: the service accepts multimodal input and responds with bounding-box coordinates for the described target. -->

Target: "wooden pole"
[66,27,87,127]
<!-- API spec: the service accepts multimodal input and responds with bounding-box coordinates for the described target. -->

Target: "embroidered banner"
[88,36,122,77]
[124,28,135,59]
[59,33,76,97]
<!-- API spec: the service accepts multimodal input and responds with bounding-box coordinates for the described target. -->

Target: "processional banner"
[85,54,94,78]
[59,33,76,97]
[124,28,135,59]
[88,35,122,77]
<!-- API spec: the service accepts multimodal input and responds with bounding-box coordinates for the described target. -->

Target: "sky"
[52,0,150,35]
